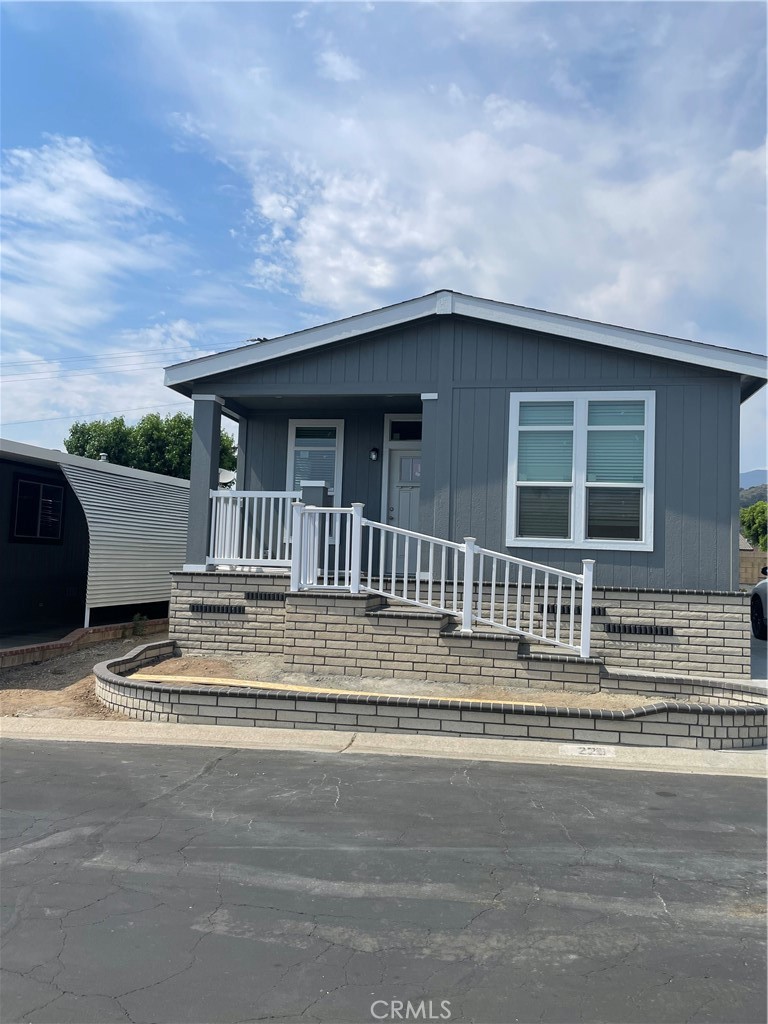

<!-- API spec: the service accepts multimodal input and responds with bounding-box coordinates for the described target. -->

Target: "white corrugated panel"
[61,465,189,608]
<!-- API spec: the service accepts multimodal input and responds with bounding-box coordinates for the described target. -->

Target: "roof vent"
[99,453,108,462]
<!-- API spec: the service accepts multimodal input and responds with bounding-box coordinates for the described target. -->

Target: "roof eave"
[162,289,767,390]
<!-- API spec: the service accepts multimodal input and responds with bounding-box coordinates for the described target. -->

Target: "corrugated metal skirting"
[62,465,189,609]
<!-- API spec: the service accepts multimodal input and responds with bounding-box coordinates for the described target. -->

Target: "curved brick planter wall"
[0,619,168,670]
[95,642,767,751]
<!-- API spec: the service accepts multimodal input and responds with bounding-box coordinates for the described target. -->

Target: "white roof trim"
[0,438,190,488]
[164,289,767,389]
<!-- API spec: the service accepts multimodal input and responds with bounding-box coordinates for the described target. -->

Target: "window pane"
[587,430,644,482]
[518,431,573,481]
[519,401,573,426]
[517,487,570,538]
[587,488,642,540]
[390,420,422,441]
[293,450,336,490]
[39,485,63,539]
[588,401,645,426]
[14,481,40,537]
[294,426,336,446]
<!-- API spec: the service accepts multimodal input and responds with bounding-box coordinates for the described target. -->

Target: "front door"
[385,449,422,576]
[386,450,422,532]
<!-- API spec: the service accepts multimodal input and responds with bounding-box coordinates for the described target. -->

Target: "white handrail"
[208,490,300,567]
[289,503,595,658]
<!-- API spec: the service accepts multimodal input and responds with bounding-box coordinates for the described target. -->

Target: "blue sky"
[1,1,766,470]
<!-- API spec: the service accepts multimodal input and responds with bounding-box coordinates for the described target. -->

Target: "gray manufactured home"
[166,289,765,593]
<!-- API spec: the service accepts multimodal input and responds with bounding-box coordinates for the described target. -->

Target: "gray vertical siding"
[244,409,385,519]
[443,318,740,589]
[202,313,743,590]
[0,460,88,630]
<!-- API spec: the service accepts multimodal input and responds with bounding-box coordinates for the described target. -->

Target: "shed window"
[506,391,655,551]
[12,477,64,541]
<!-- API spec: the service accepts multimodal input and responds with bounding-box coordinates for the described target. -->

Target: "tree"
[740,501,767,552]
[64,413,237,480]
[739,484,768,509]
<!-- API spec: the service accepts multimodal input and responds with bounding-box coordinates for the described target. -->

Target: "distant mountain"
[740,470,768,489]
[740,485,767,508]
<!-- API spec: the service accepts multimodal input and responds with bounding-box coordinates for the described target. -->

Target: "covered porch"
[184,390,439,573]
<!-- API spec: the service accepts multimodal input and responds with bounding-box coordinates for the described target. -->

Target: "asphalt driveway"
[1,740,765,1024]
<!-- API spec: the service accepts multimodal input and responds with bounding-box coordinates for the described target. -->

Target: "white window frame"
[286,419,345,499]
[505,390,655,551]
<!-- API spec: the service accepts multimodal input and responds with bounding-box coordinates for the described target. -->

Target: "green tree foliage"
[740,501,767,551]
[739,484,768,509]
[64,413,237,480]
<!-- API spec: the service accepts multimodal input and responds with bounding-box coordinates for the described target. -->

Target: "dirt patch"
[0,633,168,720]
[136,653,657,710]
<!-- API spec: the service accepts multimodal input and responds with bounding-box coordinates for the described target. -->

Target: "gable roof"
[165,289,767,401]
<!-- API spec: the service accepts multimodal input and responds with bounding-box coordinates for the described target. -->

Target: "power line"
[2,401,190,427]
[1,344,207,369]
[3,361,172,383]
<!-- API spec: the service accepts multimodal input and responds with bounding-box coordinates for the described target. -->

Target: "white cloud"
[1,136,176,346]
[115,3,765,355]
[0,320,206,449]
[317,48,362,83]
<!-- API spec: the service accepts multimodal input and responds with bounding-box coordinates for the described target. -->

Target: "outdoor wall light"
[369,447,380,462]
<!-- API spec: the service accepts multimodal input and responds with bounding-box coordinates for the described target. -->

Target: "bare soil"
[2,637,676,721]
[139,653,653,709]
[0,633,168,720]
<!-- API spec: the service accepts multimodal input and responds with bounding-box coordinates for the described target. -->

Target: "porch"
[200,487,595,657]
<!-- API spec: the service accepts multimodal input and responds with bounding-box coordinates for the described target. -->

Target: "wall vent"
[604,623,673,636]
[538,604,607,617]
[245,591,286,602]
[189,603,245,616]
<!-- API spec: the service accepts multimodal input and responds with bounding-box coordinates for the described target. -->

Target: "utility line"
[3,361,172,383]
[2,401,190,427]
[1,344,206,369]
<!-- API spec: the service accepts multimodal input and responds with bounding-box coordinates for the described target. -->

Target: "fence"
[208,491,301,567]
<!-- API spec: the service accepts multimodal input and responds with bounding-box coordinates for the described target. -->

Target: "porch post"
[184,395,223,571]
[580,559,595,659]
[461,537,476,633]
[349,502,364,594]
[290,501,305,591]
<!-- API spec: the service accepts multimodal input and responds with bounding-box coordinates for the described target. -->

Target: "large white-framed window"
[286,419,344,499]
[505,390,655,551]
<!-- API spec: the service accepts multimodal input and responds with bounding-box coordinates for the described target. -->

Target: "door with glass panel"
[287,420,344,551]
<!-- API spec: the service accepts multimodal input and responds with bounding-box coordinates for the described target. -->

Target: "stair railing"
[290,501,594,657]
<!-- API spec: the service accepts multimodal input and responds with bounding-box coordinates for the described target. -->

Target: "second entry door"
[385,450,421,575]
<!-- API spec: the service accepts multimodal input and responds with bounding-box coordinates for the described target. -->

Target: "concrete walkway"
[2,716,765,778]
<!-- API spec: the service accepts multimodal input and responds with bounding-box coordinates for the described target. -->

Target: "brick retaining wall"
[95,641,767,751]
[0,619,168,670]
[168,572,752,684]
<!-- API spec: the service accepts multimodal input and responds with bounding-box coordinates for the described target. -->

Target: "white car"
[752,571,767,641]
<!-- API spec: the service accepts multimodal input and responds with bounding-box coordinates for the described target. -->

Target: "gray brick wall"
[168,573,752,685]
[95,641,767,751]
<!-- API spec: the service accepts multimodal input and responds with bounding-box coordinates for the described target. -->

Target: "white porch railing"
[289,501,594,657]
[208,490,301,567]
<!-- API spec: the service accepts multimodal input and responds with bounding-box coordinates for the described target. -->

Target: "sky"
[1,1,766,471]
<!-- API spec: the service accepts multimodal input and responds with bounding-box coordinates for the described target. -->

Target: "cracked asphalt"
[1,740,765,1024]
